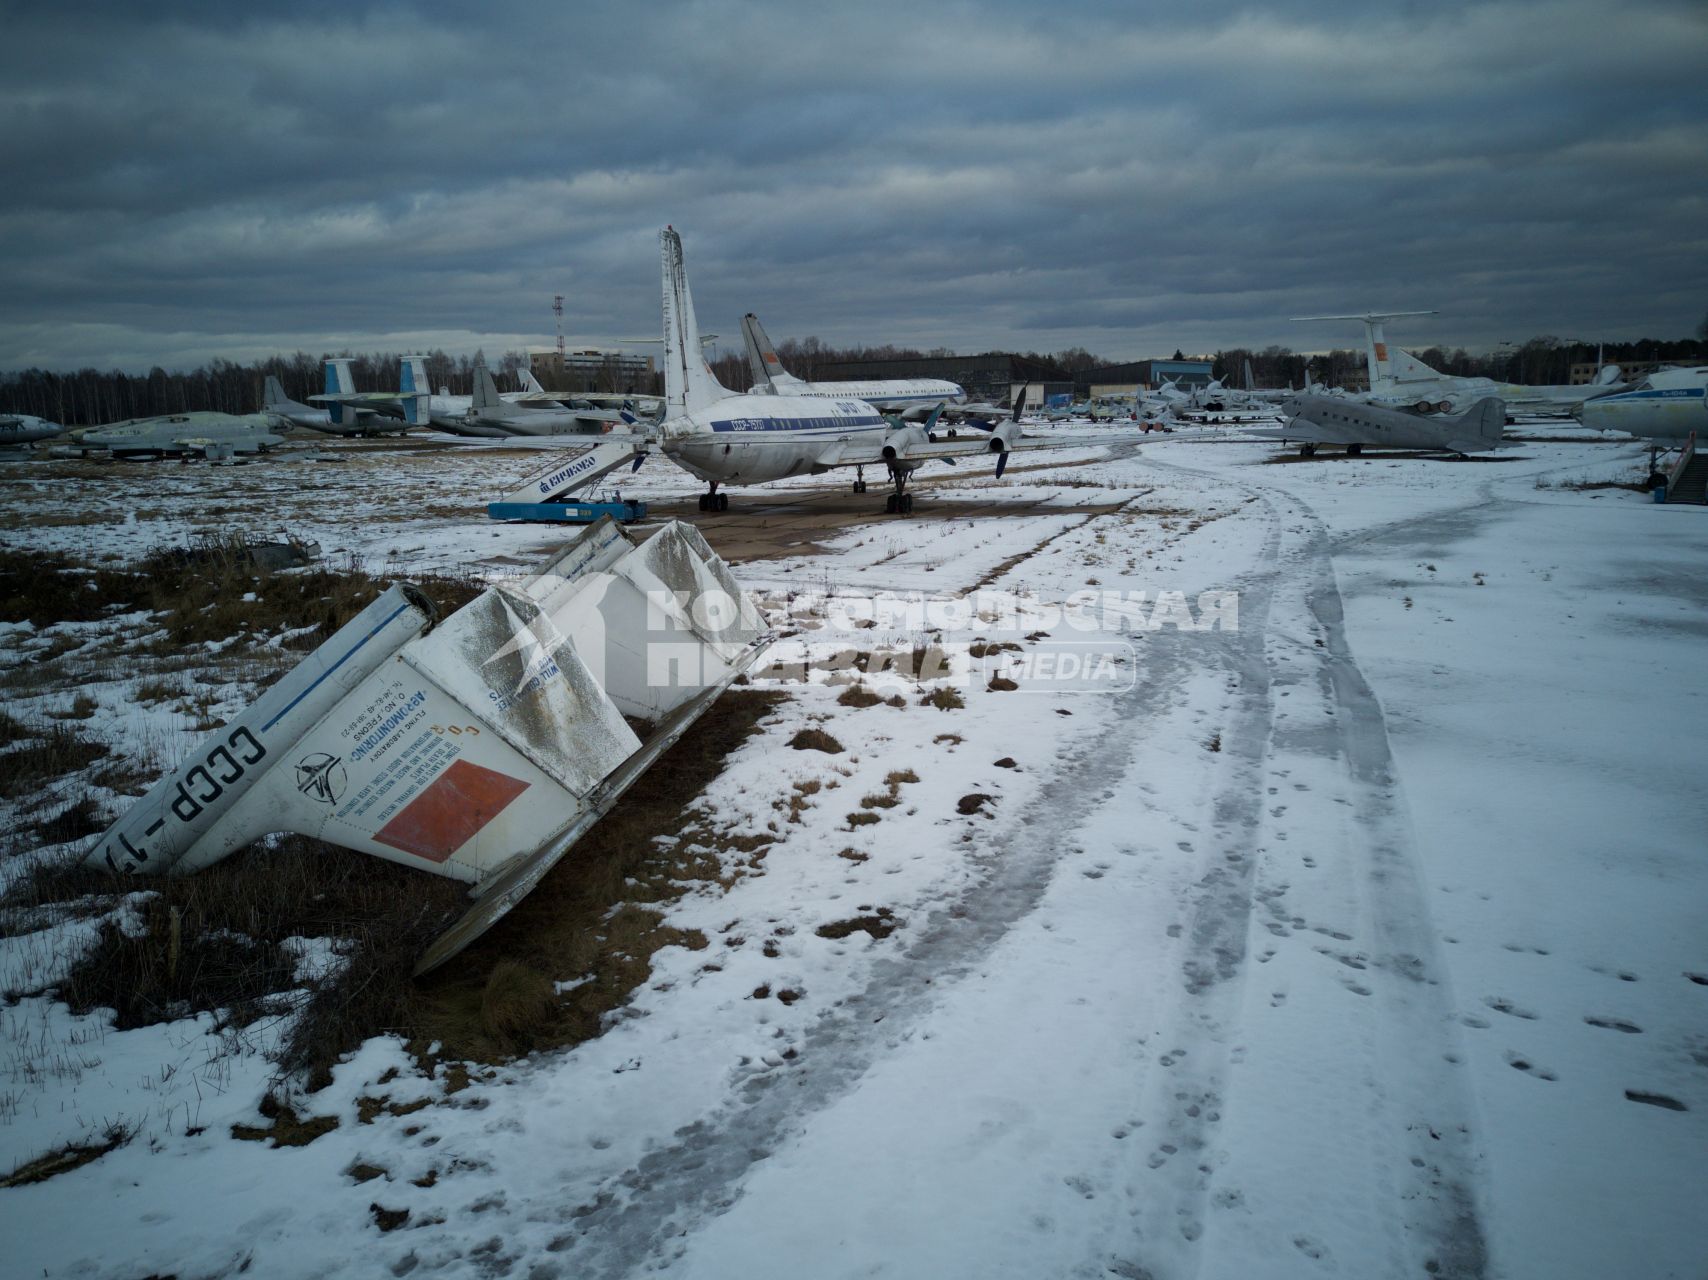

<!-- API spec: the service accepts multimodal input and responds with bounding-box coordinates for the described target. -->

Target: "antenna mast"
[553,294,565,360]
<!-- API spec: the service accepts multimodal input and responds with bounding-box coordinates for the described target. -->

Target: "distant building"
[529,348,655,394]
[1074,359,1214,398]
[809,353,1066,406]
[1568,359,1666,385]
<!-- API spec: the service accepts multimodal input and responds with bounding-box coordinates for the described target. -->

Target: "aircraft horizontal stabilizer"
[86,517,770,973]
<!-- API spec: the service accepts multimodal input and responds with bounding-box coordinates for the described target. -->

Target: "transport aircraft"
[262,373,417,436]
[311,358,578,436]
[1572,366,1707,445]
[1250,393,1508,457]
[464,361,623,436]
[1294,312,1626,416]
[76,412,285,459]
[0,413,64,447]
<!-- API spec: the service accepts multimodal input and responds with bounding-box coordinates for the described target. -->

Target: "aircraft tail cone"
[86,517,772,973]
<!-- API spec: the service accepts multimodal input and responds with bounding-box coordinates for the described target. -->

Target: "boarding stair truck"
[1659,432,1706,504]
[487,436,651,523]
[86,516,771,973]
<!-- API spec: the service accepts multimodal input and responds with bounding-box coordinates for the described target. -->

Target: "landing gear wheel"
[900,493,913,514]
[1299,443,1317,458]
[697,493,709,511]
[885,494,898,514]
[1346,444,1363,457]
[715,492,729,511]
[853,480,867,494]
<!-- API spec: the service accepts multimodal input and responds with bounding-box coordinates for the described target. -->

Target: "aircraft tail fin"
[521,367,547,395]
[660,227,726,419]
[1451,396,1507,447]
[399,357,431,427]
[472,361,506,413]
[1594,364,1623,386]
[86,517,771,974]
[1388,348,1446,383]
[741,313,804,393]
[323,359,357,425]
[263,375,291,410]
[1243,359,1255,391]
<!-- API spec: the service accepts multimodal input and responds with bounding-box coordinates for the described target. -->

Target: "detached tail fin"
[660,227,726,419]
[741,313,803,392]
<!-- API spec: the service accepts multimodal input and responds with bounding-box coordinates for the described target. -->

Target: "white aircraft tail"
[1388,347,1447,384]
[1594,363,1623,386]
[660,227,727,419]
[521,367,547,395]
[741,313,805,393]
[262,375,292,410]
[86,517,770,974]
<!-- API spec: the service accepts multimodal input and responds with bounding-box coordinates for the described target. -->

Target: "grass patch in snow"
[788,727,844,754]
[1,1121,135,1187]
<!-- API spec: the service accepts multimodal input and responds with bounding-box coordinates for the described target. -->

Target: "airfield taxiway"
[1,425,1703,1280]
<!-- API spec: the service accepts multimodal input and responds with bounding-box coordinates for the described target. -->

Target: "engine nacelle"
[881,424,927,460]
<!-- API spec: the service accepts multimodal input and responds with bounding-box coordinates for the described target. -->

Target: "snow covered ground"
[2,427,1704,1279]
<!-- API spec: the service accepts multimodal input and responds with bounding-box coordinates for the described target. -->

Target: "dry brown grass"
[0,723,109,799]
[919,686,965,711]
[836,683,883,708]
[788,727,844,754]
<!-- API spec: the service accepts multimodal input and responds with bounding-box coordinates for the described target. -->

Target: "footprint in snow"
[1583,1015,1642,1034]
[1504,1052,1557,1081]
[1483,996,1538,1020]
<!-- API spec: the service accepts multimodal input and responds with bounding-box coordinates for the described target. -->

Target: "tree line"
[5,333,1702,426]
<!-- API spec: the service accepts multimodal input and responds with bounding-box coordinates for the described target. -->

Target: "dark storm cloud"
[1,0,1703,371]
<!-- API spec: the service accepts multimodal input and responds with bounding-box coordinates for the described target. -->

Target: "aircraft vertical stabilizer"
[86,517,771,973]
[263,376,291,410]
[660,227,726,420]
[324,359,358,427]
[472,362,507,414]
[741,313,806,393]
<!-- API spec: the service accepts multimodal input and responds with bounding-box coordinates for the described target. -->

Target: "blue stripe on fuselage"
[709,415,887,433]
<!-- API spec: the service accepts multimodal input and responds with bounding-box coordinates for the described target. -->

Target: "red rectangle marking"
[373,758,530,863]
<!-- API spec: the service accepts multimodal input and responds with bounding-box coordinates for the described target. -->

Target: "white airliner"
[739,312,966,415]
[1573,366,1707,444]
[501,228,1042,515]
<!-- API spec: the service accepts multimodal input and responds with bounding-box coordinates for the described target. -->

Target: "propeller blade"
[995,451,1009,479]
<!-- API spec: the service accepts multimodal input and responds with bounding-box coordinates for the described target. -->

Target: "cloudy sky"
[2,0,1704,373]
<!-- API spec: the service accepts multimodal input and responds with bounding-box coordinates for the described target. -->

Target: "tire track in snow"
[540,488,1216,1277]
[1126,454,1490,1279]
